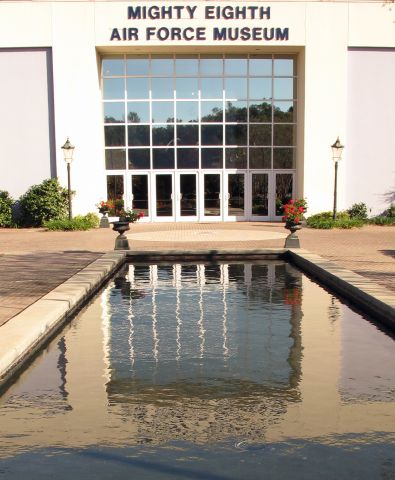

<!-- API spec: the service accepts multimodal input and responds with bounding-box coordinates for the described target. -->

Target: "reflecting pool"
[0,261,394,479]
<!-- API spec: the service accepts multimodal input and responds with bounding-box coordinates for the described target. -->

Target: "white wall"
[0,1,394,216]
[302,3,348,214]
[346,48,395,216]
[0,48,55,199]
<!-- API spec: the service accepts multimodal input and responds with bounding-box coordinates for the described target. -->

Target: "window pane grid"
[102,54,297,171]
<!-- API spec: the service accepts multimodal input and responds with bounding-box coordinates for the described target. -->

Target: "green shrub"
[347,202,368,220]
[44,213,99,231]
[0,191,14,227]
[368,216,395,226]
[306,211,364,229]
[19,178,69,227]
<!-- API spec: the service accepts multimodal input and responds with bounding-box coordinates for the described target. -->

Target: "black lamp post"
[61,138,75,221]
[331,137,344,220]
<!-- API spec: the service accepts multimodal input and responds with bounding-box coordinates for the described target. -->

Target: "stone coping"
[0,248,394,391]
[0,252,126,391]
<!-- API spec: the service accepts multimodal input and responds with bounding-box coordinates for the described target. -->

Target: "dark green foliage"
[19,179,69,227]
[306,211,363,229]
[0,191,14,227]
[368,216,395,226]
[44,213,99,231]
[347,202,368,220]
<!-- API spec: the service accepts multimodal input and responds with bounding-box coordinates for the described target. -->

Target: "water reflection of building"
[106,262,302,394]
[1,262,394,455]
[98,262,303,442]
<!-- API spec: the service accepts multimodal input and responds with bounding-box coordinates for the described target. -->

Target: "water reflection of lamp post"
[61,138,75,221]
[331,137,344,220]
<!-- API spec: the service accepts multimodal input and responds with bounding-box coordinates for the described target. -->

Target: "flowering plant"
[281,198,307,224]
[118,208,144,223]
[96,200,114,213]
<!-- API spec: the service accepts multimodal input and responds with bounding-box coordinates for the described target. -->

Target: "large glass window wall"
[102,54,297,172]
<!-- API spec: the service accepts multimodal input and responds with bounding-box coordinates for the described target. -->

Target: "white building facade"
[0,1,394,221]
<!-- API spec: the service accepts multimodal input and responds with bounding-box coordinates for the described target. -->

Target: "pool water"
[0,261,394,479]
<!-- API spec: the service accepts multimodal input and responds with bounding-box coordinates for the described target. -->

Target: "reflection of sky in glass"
[175,78,198,98]
[126,57,149,75]
[175,58,198,76]
[126,78,149,99]
[152,78,173,99]
[201,77,223,99]
[249,78,272,100]
[274,58,294,76]
[152,102,174,123]
[250,57,272,76]
[224,58,247,75]
[103,78,124,100]
[102,58,124,76]
[151,57,173,75]
[104,102,124,123]
[176,102,198,123]
[225,78,247,100]
[200,56,223,75]
[274,78,294,100]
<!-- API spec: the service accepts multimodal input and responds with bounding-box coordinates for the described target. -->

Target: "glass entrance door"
[225,173,246,220]
[202,173,222,221]
[176,173,198,221]
[154,173,174,221]
[250,172,270,220]
[274,173,294,220]
[130,174,149,220]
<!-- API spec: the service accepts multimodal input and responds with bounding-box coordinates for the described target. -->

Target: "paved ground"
[0,222,394,326]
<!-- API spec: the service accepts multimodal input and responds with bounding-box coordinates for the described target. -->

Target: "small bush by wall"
[19,178,69,227]
[306,211,364,229]
[44,213,99,231]
[347,202,368,220]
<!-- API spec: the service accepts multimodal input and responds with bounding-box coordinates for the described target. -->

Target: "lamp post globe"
[61,138,75,221]
[331,137,344,220]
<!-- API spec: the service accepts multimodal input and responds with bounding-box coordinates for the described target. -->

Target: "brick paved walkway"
[0,223,393,326]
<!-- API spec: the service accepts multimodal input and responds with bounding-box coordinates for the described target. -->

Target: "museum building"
[0,1,394,221]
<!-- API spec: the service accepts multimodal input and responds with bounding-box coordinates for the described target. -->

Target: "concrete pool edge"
[0,247,394,390]
[0,251,126,390]
[287,249,395,331]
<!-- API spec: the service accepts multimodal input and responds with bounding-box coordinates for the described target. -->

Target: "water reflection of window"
[106,262,302,402]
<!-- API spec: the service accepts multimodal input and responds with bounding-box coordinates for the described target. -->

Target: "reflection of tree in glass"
[273,104,294,122]
[226,102,247,122]
[104,116,120,123]
[152,125,174,146]
[250,102,271,122]
[105,126,125,146]
[127,111,141,123]
[201,107,223,122]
